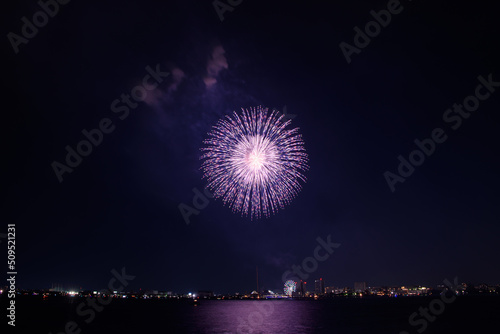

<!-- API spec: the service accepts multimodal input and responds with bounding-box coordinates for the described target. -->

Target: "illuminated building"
[354,282,366,293]
[198,291,214,298]
[315,278,325,294]
[299,280,307,296]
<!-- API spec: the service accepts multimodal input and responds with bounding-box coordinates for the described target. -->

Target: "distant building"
[368,286,386,296]
[198,291,214,298]
[299,280,308,296]
[354,282,366,293]
[315,278,325,294]
[325,286,335,294]
[49,284,64,292]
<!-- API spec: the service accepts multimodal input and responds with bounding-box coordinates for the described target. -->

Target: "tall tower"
[315,278,325,294]
[299,280,307,296]
[354,282,367,293]
[256,266,259,295]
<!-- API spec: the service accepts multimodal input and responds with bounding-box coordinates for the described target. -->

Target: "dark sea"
[4,295,500,333]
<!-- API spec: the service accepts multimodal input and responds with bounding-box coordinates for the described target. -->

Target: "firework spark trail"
[200,106,308,219]
[284,280,297,296]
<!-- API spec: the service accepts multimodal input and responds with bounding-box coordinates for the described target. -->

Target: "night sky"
[2,0,499,294]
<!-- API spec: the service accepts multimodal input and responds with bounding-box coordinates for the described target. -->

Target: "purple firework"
[200,106,308,219]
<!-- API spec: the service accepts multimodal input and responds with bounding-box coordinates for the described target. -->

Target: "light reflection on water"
[25,295,497,333]
[187,300,320,334]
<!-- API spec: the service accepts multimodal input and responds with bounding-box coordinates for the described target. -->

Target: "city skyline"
[5,280,500,298]
[3,0,500,301]
[7,276,500,297]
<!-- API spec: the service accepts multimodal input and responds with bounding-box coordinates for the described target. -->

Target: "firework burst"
[200,106,308,219]
[284,280,297,296]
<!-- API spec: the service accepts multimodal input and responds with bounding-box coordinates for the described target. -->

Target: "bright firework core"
[238,135,278,176]
[248,149,264,170]
[200,106,309,219]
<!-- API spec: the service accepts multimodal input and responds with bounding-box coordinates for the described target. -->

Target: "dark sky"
[2,0,499,294]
